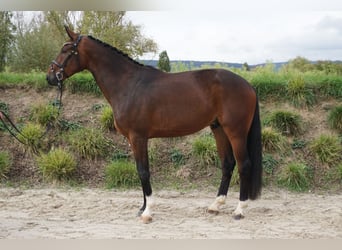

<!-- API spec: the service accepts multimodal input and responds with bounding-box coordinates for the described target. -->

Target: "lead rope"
[0,83,63,156]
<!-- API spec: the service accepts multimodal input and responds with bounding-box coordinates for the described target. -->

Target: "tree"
[0,11,16,72]
[157,50,171,72]
[79,11,158,59]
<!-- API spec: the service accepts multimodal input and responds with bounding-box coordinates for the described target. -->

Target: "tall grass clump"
[192,133,218,168]
[0,151,11,179]
[105,160,140,189]
[328,105,342,133]
[310,134,342,166]
[67,127,111,159]
[277,162,311,192]
[100,105,114,130]
[66,73,101,95]
[0,102,10,131]
[286,75,315,107]
[17,123,45,153]
[266,110,303,136]
[30,103,59,127]
[261,127,288,153]
[36,148,76,182]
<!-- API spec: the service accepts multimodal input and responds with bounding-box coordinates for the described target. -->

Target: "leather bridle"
[50,35,83,88]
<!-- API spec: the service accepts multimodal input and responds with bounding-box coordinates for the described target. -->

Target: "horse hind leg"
[208,122,236,214]
[228,136,251,219]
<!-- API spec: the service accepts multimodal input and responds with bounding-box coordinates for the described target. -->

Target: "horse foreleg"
[130,136,153,223]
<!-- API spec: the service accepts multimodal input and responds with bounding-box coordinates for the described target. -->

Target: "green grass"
[66,73,101,95]
[67,127,111,160]
[30,103,59,127]
[266,110,303,136]
[36,148,76,182]
[328,105,342,133]
[310,134,342,166]
[191,133,218,168]
[100,105,114,131]
[104,160,140,189]
[261,127,288,153]
[277,162,311,192]
[0,151,11,179]
[286,75,315,107]
[17,123,45,153]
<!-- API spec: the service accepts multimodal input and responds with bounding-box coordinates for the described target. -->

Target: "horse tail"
[247,97,262,200]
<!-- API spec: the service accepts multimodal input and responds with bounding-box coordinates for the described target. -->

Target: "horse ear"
[64,25,77,40]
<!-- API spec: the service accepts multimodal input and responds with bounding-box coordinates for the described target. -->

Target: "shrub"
[310,134,342,166]
[328,105,342,133]
[100,105,114,130]
[262,154,278,175]
[286,75,315,107]
[30,103,59,126]
[261,127,288,153]
[192,133,218,168]
[105,160,140,189]
[170,148,185,166]
[36,148,76,181]
[0,151,11,179]
[67,127,111,159]
[17,123,45,153]
[277,162,311,192]
[266,110,303,136]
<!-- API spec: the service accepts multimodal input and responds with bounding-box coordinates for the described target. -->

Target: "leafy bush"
[266,110,303,136]
[262,154,278,175]
[36,148,76,181]
[17,123,45,153]
[170,148,185,166]
[192,133,218,168]
[277,162,311,192]
[286,75,315,107]
[100,105,114,130]
[310,134,342,166]
[105,160,140,189]
[328,105,342,133]
[67,127,111,159]
[0,151,11,179]
[30,103,59,126]
[261,127,288,152]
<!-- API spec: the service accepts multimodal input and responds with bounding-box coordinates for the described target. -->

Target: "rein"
[0,36,83,155]
[0,84,63,156]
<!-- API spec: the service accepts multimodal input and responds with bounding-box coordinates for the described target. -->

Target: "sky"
[125,1,342,64]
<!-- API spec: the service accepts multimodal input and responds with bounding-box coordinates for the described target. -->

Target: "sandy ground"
[0,187,341,239]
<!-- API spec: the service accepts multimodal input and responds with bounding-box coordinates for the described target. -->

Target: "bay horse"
[46,26,262,223]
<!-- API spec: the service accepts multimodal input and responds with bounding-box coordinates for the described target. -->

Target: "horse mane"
[87,35,153,69]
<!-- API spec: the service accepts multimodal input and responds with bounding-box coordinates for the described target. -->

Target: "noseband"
[50,35,83,88]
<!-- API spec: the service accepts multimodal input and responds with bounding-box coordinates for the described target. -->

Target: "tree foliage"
[157,50,171,72]
[0,11,16,72]
[80,11,157,59]
[6,11,158,72]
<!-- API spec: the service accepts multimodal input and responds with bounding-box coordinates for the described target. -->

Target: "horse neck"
[82,38,142,104]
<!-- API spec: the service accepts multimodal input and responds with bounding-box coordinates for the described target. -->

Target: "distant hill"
[140,60,287,70]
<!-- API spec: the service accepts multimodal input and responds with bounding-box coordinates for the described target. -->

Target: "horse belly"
[149,101,215,138]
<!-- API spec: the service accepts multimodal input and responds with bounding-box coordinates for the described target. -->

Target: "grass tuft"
[266,110,303,136]
[277,162,311,192]
[0,151,11,179]
[309,134,342,166]
[261,127,288,153]
[100,105,114,131]
[192,133,218,168]
[36,148,76,181]
[328,105,342,133]
[105,160,140,189]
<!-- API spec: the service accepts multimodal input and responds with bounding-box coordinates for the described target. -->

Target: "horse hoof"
[141,215,153,224]
[233,214,245,220]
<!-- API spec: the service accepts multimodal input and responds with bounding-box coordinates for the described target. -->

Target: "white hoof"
[208,195,226,214]
[233,200,248,219]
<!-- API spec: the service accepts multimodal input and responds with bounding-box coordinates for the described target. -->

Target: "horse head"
[46,26,84,87]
